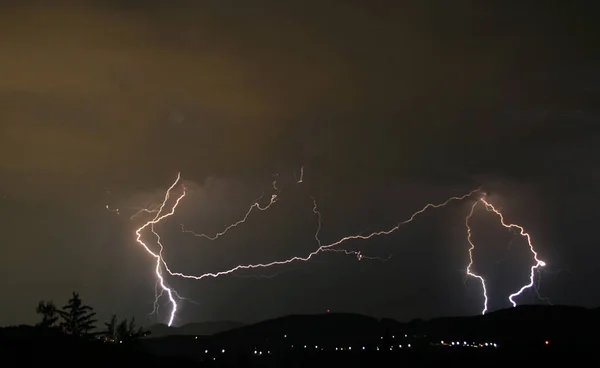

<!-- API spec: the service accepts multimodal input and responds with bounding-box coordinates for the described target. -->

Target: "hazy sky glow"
[1,1,599,326]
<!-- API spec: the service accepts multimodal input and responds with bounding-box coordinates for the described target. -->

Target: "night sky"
[1,1,599,327]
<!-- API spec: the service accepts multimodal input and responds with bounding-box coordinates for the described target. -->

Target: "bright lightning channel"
[480,198,546,306]
[134,172,545,324]
[465,201,489,315]
[311,197,389,261]
[162,188,481,281]
[135,172,186,327]
[464,195,547,314]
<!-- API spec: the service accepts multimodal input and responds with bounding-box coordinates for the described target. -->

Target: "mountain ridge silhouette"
[147,320,244,337]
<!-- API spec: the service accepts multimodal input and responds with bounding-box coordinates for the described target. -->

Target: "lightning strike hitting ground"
[480,198,546,306]
[134,172,187,327]
[464,196,547,314]
[465,201,489,315]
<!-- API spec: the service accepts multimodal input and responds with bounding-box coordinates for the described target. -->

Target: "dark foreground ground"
[1,327,598,367]
[3,305,600,366]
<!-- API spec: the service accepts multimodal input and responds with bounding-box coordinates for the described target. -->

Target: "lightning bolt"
[180,192,278,241]
[464,196,547,314]
[321,248,391,261]
[311,197,322,245]
[130,206,160,220]
[311,197,390,262]
[106,202,161,220]
[131,170,547,324]
[135,172,186,327]
[465,201,489,315]
[480,198,546,307]
[163,188,480,281]
[150,280,164,316]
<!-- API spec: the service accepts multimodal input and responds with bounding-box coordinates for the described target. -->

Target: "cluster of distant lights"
[439,340,498,348]
[195,343,418,359]
[191,341,496,360]
[194,333,443,358]
[192,335,557,360]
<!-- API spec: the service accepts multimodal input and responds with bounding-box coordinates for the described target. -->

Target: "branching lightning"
[180,193,278,241]
[134,172,187,326]
[105,203,160,220]
[162,189,480,282]
[480,198,546,307]
[464,195,547,314]
[131,206,160,220]
[126,169,548,325]
[311,197,390,262]
[150,280,164,316]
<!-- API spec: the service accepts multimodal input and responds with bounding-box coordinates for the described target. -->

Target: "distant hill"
[406,305,600,345]
[211,312,383,346]
[5,306,600,366]
[207,305,600,346]
[148,320,244,338]
[141,305,600,362]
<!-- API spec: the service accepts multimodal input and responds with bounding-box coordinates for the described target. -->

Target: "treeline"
[36,291,149,343]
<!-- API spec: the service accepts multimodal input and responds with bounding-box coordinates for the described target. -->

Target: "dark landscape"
[2,304,599,366]
[148,321,245,338]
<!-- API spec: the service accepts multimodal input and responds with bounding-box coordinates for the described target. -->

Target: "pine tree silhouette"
[58,291,97,338]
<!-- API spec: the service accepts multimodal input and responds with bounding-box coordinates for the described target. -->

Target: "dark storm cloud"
[3,1,597,189]
[2,1,600,325]
[1,0,578,193]
[0,1,361,196]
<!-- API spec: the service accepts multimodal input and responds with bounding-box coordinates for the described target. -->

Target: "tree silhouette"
[103,314,119,343]
[102,315,149,343]
[125,317,149,340]
[58,292,97,338]
[36,300,59,328]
